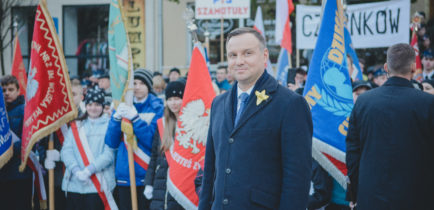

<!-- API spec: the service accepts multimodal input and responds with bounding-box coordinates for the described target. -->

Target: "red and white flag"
[11,34,27,96]
[253,6,275,77]
[253,6,265,36]
[20,0,77,170]
[11,131,47,209]
[275,0,294,54]
[167,45,215,209]
[411,29,423,82]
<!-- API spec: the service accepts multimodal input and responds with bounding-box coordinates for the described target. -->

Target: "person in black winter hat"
[165,80,185,99]
[105,67,164,210]
[84,87,106,106]
[144,81,185,210]
[134,68,155,95]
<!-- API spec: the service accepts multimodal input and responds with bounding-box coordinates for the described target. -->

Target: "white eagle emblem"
[26,63,39,101]
[176,99,210,154]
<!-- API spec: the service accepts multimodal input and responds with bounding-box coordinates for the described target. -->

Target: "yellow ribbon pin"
[255,90,269,106]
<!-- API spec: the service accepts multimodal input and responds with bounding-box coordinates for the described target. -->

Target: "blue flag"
[0,88,13,169]
[302,0,352,189]
[276,48,289,85]
[344,27,363,81]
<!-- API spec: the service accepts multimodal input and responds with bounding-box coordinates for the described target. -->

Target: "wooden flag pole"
[48,135,55,210]
[296,49,300,67]
[287,51,292,68]
[127,141,138,210]
[117,0,138,209]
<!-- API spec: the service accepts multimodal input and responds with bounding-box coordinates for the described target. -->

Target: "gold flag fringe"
[0,145,13,169]
[19,110,77,172]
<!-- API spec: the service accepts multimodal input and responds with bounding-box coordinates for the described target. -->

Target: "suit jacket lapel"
[223,84,237,133]
[230,73,278,136]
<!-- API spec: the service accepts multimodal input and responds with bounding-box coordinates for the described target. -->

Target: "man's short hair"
[296,68,307,76]
[1,75,19,89]
[386,43,415,75]
[217,65,228,73]
[226,27,266,51]
[169,68,180,75]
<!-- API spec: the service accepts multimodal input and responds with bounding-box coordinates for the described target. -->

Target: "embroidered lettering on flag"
[20,0,77,171]
[0,88,13,169]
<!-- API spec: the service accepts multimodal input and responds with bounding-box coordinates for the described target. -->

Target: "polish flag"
[410,29,423,82]
[11,35,27,95]
[275,0,294,54]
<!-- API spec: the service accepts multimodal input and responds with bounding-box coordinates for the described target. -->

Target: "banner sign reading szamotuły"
[195,0,250,19]
[20,0,77,170]
[296,0,410,49]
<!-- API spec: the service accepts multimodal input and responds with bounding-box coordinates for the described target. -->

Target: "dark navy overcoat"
[346,77,434,209]
[199,72,313,210]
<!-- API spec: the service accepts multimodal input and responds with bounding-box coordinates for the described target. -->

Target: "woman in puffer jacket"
[61,88,116,210]
[144,81,185,210]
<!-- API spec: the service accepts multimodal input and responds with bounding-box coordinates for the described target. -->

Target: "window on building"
[11,6,37,72]
[63,5,109,78]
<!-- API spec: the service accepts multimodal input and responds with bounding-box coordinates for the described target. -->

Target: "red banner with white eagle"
[166,45,215,209]
[20,0,77,170]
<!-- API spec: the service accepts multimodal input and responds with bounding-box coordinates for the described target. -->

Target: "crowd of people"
[0,25,433,210]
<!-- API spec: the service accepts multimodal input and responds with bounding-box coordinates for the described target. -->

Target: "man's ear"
[263,48,269,67]
[410,62,416,74]
[383,63,389,73]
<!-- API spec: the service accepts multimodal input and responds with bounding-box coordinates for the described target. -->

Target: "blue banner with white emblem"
[303,0,353,189]
[0,88,13,169]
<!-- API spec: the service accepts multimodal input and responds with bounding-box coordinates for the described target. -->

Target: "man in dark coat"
[0,75,33,210]
[346,43,434,209]
[199,28,313,210]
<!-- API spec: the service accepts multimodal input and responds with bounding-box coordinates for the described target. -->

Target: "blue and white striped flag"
[344,27,363,81]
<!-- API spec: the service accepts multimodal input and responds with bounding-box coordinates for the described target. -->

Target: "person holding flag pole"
[143,81,186,210]
[105,0,164,210]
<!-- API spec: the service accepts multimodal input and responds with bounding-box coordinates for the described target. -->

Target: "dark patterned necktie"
[235,93,249,125]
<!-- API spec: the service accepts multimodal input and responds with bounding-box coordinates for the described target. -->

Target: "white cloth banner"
[195,0,250,19]
[296,0,410,49]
